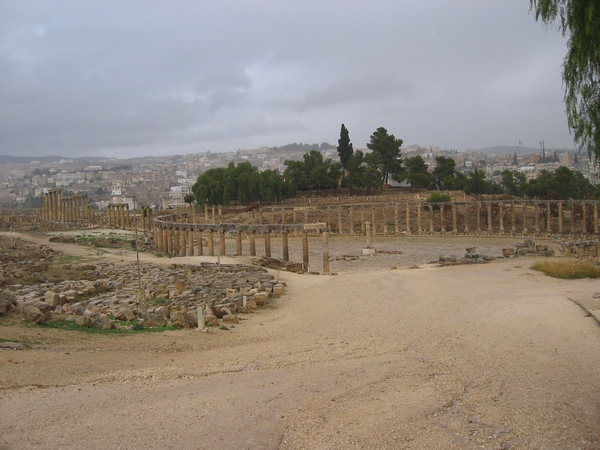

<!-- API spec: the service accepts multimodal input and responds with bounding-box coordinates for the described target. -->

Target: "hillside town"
[0,143,597,212]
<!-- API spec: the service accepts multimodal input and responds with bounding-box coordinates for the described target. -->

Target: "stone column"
[197,230,203,256]
[452,203,458,235]
[365,221,372,247]
[302,231,309,271]
[429,207,434,234]
[487,203,492,234]
[338,208,342,234]
[219,231,226,256]
[523,202,528,235]
[349,208,354,234]
[440,204,446,235]
[570,202,575,234]
[211,206,215,224]
[534,202,540,234]
[174,228,181,256]
[594,202,599,234]
[235,231,243,256]
[270,208,275,224]
[558,202,564,233]
[417,203,423,235]
[379,207,386,234]
[281,209,286,225]
[167,228,173,256]
[476,202,481,234]
[264,230,271,257]
[360,208,365,233]
[464,203,469,235]
[205,204,209,223]
[371,208,376,234]
[249,231,256,256]
[499,203,504,234]
[546,201,552,233]
[188,229,194,256]
[218,206,222,221]
[179,229,187,256]
[282,230,289,261]
[126,204,131,229]
[582,203,588,234]
[394,204,399,235]
[406,203,411,235]
[322,231,330,275]
[148,208,152,230]
[293,210,297,224]
[208,230,215,256]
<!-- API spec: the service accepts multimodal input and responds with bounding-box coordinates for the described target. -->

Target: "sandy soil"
[1,233,599,449]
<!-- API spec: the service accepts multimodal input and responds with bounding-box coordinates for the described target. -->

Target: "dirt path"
[0,233,599,449]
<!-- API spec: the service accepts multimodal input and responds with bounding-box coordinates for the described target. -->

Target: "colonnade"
[246,200,600,236]
[42,190,93,223]
[107,203,130,229]
[152,221,330,273]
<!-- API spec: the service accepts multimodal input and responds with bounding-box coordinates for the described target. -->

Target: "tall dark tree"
[337,124,354,176]
[366,127,403,184]
[432,156,457,190]
[512,152,519,166]
[531,0,600,157]
[404,155,433,191]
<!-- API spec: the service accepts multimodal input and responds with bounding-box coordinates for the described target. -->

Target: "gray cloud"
[0,0,574,157]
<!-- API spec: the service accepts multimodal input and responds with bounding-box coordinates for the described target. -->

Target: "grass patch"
[531,259,600,279]
[43,320,177,334]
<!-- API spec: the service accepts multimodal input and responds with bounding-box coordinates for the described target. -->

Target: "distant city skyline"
[1,1,576,158]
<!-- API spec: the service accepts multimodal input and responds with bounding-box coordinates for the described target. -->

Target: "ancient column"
[188,229,194,256]
[487,203,492,234]
[440,204,446,235]
[558,202,564,233]
[534,202,540,234]
[570,202,575,234]
[327,209,332,232]
[293,209,298,224]
[208,230,214,256]
[218,206,222,221]
[162,226,168,255]
[322,231,330,275]
[270,208,275,224]
[365,221,372,247]
[236,231,243,256]
[302,231,309,271]
[582,203,588,234]
[382,207,388,234]
[196,230,203,256]
[174,228,181,256]
[522,202,528,235]
[281,209,286,225]
[211,206,215,224]
[464,203,469,235]
[204,205,209,223]
[147,208,152,231]
[394,204,399,235]
[361,208,365,233]
[282,230,289,261]
[126,204,131,229]
[249,231,256,256]
[594,202,599,234]
[499,203,504,234]
[476,202,481,235]
[406,203,411,235]
[265,230,271,258]
[417,203,423,235]
[349,208,354,234]
[219,231,226,256]
[452,203,458,235]
[546,201,552,233]
[429,207,434,234]
[167,228,173,256]
[338,208,343,234]
[371,208,376,234]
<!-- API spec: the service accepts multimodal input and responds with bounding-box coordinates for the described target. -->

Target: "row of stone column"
[153,226,329,273]
[42,190,91,223]
[107,204,130,229]
[246,201,600,236]
[139,206,154,231]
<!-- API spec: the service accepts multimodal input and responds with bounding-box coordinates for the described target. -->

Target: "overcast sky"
[0,1,575,158]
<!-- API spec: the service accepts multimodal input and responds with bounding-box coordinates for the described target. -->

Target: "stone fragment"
[203,314,219,327]
[22,305,46,324]
[74,315,93,327]
[145,312,167,328]
[222,314,239,324]
[114,308,135,321]
[45,291,61,306]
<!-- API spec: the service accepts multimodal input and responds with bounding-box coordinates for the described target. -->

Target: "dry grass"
[531,259,600,279]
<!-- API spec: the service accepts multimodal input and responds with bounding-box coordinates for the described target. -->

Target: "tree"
[501,170,527,197]
[366,127,403,184]
[432,156,457,190]
[183,193,195,204]
[283,150,342,192]
[404,156,433,191]
[531,0,600,157]
[464,169,487,196]
[337,124,354,177]
[512,152,519,166]
[342,150,366,193]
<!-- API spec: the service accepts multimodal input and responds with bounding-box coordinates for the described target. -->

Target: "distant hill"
[0,155,65,164]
